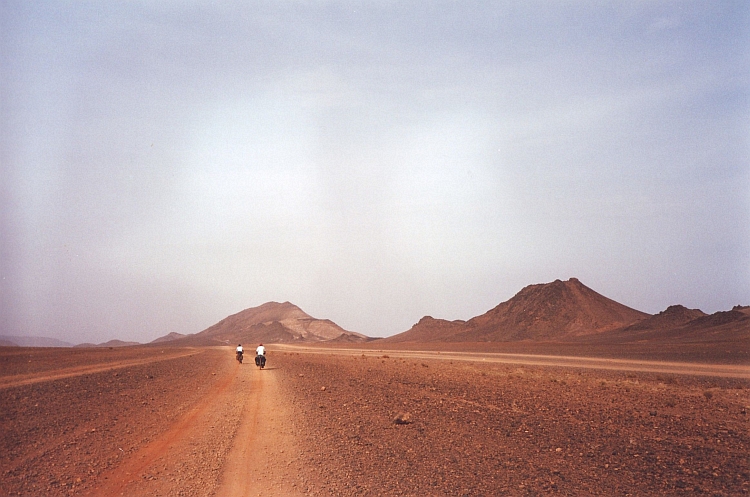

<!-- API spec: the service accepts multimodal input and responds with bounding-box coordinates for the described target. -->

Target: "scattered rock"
[392,412,412,425]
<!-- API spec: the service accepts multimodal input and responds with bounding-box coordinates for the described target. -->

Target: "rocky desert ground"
[1,344,748,496]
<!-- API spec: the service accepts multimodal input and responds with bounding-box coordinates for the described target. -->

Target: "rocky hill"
[183,301,370,345]
[386,278,649,342]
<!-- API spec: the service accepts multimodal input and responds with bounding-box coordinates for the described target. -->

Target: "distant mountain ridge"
[594,305,750,345]
[0,336,75,348]
[8,287,746,349]
[0,335,142,348]
[385,278,749,345]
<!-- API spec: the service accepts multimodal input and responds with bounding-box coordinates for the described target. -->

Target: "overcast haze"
[2,1,748,344]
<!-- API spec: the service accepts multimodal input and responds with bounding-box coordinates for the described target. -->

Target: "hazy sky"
[2,1,748,344]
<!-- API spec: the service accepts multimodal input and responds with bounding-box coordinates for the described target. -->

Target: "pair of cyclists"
[236,343,266,367]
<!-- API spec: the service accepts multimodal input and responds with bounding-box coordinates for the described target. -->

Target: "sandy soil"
[1,345,748,496]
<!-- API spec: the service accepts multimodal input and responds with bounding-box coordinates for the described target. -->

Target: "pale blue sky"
[2,1,748,343]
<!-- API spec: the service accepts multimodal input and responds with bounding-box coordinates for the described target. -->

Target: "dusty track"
[0,348,205,390]
[275,344,750,379]
[80,354,306,497]
[215,365,305,497]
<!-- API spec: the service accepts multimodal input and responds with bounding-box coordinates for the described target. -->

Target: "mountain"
[596,305,750,344]
[189,301,370,345]
[387,316,468,343]
[0,335,75,347]
[386,278,650,342]
[623,305,707,331]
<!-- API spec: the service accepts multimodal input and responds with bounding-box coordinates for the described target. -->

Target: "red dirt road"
[1,345,748,496]
[214,366,305,497]
[74,351,307,497]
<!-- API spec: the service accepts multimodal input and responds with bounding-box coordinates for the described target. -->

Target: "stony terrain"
[1,345,748,496]
[281,351,749,496]
[1,347,241,496]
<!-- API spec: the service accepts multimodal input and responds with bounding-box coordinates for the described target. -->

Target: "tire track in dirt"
[0,348,205,389]
[215,365,306,497]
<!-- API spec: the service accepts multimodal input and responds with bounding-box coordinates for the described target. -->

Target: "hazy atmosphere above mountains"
[2,1,748,344]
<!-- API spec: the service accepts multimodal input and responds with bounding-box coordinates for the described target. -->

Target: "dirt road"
[214,363,305,497]
[79,354,307,497]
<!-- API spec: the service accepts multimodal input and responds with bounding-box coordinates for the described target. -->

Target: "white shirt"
[256,345,265,356]
[236,346,243,353]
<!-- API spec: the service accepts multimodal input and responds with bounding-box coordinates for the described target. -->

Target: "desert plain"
[1,342,748,497]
